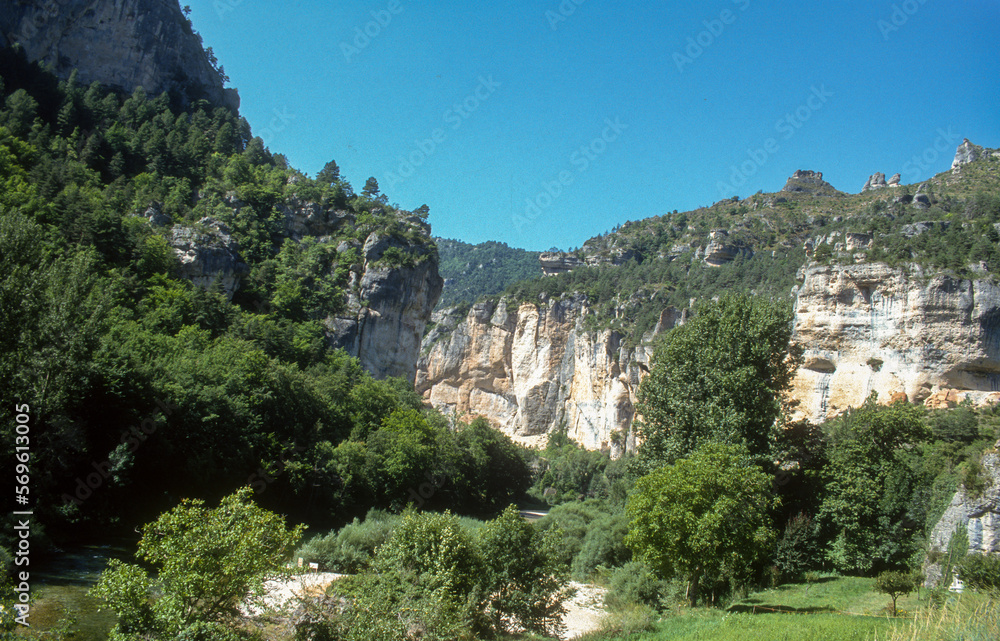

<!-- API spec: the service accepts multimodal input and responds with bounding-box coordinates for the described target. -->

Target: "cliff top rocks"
[781,170,841,196]
[952,138,1000,173]
[539,252,585,276]
[3,0,238,111]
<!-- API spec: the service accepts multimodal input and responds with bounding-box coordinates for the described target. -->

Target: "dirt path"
[561,581,608,639]
[254,574,607,638]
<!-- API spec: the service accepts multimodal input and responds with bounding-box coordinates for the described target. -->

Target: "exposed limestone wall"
[788,262,1000,422]
[416,298,688,451]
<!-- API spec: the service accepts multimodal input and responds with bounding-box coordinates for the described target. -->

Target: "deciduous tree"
[625,442,778,606]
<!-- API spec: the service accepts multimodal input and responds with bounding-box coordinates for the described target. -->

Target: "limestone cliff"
[159,195,441,383]
[2,0,238,110]
[331,232,443,383]
[789,262,1000,422]
[924,444,1000,586]
[416,298,685,450]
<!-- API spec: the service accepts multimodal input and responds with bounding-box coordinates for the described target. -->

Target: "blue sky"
[186,0,1000,251]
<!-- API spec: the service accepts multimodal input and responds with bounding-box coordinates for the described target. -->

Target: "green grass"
[597,575,926,641]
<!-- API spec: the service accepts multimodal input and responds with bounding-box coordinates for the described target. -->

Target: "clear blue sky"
[185,0,1000,251]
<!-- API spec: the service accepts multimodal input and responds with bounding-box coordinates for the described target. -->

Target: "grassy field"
[593,575,997,641]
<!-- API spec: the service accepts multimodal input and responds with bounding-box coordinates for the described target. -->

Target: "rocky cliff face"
[416,298,688,450]
[156,194,441,383]
[418,258,1000,448]
[330,233,443,383]
[924,444,1000,586]
[2,0,238,110]
[788,262,1000,422]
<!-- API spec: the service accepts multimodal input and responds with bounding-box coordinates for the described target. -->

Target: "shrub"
[571,511,632,580]
[536,499,609,569]
[295,509,399,572]
[478,505,570,635]
[957,553,1000,592]
[605,562,668,611]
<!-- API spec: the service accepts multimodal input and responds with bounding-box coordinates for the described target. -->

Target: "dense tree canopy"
[625,442,779,606]
[636,292,800,469]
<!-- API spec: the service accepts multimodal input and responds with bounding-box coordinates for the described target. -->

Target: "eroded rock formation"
[169,217,248,300]
[788,262,1000,422]
[924,445,1000,586]
[416,298,687,450]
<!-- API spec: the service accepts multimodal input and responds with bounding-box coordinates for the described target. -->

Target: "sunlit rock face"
[788,262,1000,422]
[416,298,687,452]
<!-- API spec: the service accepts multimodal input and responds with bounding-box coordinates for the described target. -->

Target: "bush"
[773,513,823,580]
[957,553,1000,592]
[317,508,568,640]
[605,562,669,611]
[571,511,632,580]
[478,505,570,635]
[536,499,610,569]
[295,509,399,572]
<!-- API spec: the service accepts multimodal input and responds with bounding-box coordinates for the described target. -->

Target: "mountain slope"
[435,237,541,308]
[417,142,1000,449]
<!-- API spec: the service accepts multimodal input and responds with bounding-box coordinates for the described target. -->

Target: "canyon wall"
[789,262,1000,422]
[416,297,685,450]
[417,262,1000,447]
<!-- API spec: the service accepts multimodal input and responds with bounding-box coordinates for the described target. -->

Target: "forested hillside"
[435,237,541,308]
[0,47,527,545]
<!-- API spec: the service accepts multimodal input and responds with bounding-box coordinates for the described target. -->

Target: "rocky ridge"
[417,140,1000,448]
[155,191,441,382]
[2,0,238,110]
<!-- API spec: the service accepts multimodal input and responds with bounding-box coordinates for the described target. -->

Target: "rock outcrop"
[329,235,443,383]
[788,262,1000,422]
[169,218,248,300]
[924,444,1000,586]
[539,252,585,276]
[862,172,889,192]
[416,298,687,450]
[2,0,238,111]
[782,170,839,196]
[703,229,752,266]
[952,139,981,170]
